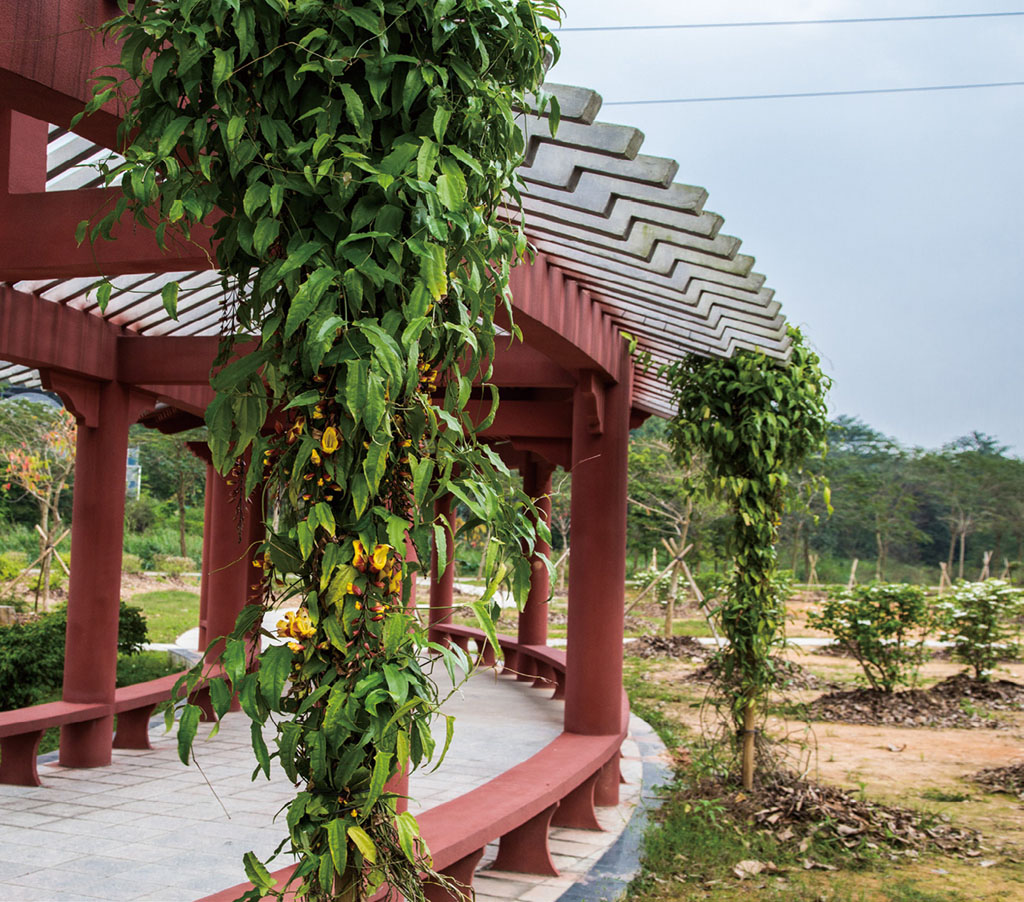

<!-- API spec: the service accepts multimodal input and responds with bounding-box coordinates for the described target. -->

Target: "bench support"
[552,769,602,831]
[424,847,483,902]
[492,801,559,876]
[113,704,157,749]
[0,731,44,786]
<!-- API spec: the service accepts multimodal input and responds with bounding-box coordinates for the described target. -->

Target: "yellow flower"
[287,641,304,654]
[388,570,402,595]
[321,426,340,454]
[371,543,390,572]
[276,608,316,640]
[352,540,368,571]
[311,448,321,465]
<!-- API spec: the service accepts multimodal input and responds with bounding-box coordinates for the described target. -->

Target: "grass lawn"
[130,589,201,643]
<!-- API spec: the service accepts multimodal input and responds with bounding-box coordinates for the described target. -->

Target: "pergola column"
[564,355,632,748]
[427,494,455,644]
[200,469,263,656]
[517,460,554,680]
[54,377,146,768]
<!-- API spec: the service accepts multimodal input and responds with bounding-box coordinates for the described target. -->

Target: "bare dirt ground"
[632,637,1024,899]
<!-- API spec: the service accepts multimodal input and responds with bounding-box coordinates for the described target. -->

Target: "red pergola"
[0,3,790,898]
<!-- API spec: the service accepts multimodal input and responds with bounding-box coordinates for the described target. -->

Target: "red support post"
[58,379,146,768]
[517,459,553,680]
[200,471,263,658]
[428,494,455,644]
[564,351,632,759]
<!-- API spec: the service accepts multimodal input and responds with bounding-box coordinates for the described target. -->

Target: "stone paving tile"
[0,669,656,902]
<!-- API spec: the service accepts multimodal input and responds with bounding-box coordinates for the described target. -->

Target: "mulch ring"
[804,673,1024,729]
[687,770,983,862]
[687,655,838,691]
[971,762,1024,801]
[630,634,714,662]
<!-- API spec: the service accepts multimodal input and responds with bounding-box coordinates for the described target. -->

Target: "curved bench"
[198,627,628,902]
[0,670,190,786]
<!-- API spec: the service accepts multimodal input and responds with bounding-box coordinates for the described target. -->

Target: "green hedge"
[0,603,149,711]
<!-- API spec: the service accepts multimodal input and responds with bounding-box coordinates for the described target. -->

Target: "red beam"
[504,254,622,382]
[0,0,125,150]
[473,399,572,439]
[0,284,116,380]
[0,188,216,281]
[117,336,221,385]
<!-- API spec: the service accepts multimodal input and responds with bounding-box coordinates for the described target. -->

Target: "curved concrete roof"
[1,82,789,419]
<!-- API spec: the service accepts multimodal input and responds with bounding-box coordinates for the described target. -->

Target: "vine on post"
[660,326,830,790]
[78,1,560,898]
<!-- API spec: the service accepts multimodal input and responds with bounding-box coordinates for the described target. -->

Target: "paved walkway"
[0,666,663,902]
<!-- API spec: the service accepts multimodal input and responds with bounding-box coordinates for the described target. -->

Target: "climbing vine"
[660,326,830,789]
[79,1,560,898]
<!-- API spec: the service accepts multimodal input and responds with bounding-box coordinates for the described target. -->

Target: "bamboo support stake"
[846,557,859,589]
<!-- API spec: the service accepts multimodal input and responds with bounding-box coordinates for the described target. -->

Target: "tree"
[661,326,831,790]
[0,400,76,610]
[131,426,206,557]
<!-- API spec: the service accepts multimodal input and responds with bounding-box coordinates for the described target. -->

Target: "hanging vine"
[78,1,560,898]
[659,326,830,790]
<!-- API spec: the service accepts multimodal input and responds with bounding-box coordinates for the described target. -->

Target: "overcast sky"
[547,0,1024,454]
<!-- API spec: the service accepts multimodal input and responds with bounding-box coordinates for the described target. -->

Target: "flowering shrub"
[936,580,1024,681]
[807,582,936,692]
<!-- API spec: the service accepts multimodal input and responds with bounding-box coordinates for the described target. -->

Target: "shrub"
[118,603,149,656]
[122,553,144,574]
[936,580,1024,680]
[807,582,936,692]
[124,494,159,533]
[153,555,194,577]
[0,602,150,709]
[0,555,21,582]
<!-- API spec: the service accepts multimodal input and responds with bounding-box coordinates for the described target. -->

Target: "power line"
[560,11,1024,33]
[602,80,1024,106]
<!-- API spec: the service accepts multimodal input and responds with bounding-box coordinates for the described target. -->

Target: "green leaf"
[348,825,377,864]
[363,438,391,494]
[258,644,293,706]
[327,819,349,874]
[436,158,467,211]
[243,852,274,892]
[420,243,448,300]
[433,107,452,143]
[225,115,245,150]
[176,703,200,765]
[395,811,420,863]
[223,637,246,685]
[253,217,280,257]
[251,721,271,778]
[161,281,179,319]
[209,677,231,720]
[285,267,337,339]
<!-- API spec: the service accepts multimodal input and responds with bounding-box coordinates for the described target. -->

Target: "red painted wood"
[427,495,455,644]
[504,255,621,381]
[551,770,602,831]
[594,757,621,807]
[0,284,117,383]
[200,474,262,658]
[424,848,484,902]
[492,801,560,875]
[564,352,632,743]
[0,188,216,281]
[0,1,123,148]
[518,460,553,654]
[0,108,47,194]
[0,732,44,786]
[60,380,149,769]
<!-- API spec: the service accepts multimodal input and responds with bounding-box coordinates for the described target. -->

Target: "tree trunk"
[741,700,756,791]
[958,528,967,580]
[790,520,803,573]
[875,530,884,581]
[178,474,188,558]
[664,561,680,638]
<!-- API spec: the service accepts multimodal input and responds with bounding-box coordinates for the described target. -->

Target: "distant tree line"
[626,415,1024,587]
